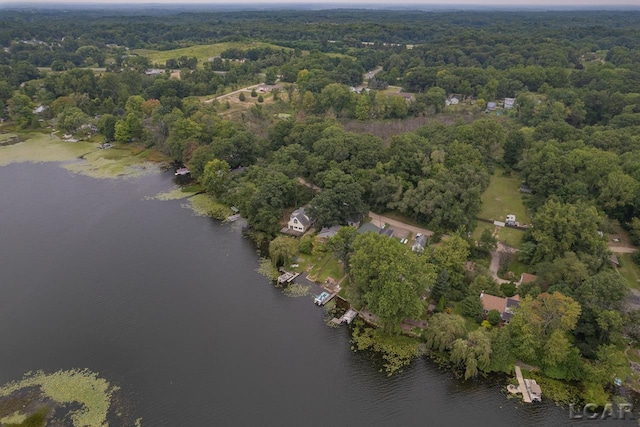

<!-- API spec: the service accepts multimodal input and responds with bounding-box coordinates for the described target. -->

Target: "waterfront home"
[480,292,520,322]
[287,207,312,234]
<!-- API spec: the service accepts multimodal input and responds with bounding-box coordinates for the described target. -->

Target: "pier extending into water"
[507,366,541,403]
[331,308,358,325]
[277,271,301,284]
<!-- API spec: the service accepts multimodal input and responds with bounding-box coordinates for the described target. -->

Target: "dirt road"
[204,84,261,104]
[368,212,436,238]
[609,246,637,254]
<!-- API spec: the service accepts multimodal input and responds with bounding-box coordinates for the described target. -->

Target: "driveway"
[489,242,518,284]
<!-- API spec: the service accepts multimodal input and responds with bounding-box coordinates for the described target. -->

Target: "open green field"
[478,167,531,224]
[472,167,530,249]
[132,42,290,67]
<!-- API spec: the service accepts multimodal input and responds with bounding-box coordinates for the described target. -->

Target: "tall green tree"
[450,329,492,379]
[350,232,436,332]
[424,313,467,353]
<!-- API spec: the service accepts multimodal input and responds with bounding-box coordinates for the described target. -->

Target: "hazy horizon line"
[1,1,640,8]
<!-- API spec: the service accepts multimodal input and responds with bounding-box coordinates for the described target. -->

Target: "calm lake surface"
[0,161,617,426]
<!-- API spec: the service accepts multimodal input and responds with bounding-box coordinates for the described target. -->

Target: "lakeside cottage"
[287,207,312,234]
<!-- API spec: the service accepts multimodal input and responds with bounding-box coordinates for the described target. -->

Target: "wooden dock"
[277,271,301,284]
[332,308,358,325]
[507,366,534,403]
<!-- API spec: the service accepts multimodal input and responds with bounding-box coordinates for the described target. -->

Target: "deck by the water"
[331,308,358,325]
[227,213,242,222]
[277,271,301,284]
[507,366,541,403]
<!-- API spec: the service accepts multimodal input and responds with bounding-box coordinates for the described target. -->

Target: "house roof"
[379,227,394,238]
[291,208,310,227]
[357,222,381,234]
[519,273,538,284]
[480,293,521,321]
[506,296,520,308]
[480,293,507,313]
[318,225,341,239]
[412,235,427,250]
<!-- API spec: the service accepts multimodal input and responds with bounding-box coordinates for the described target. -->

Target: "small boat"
[175,167,190,176]
[314,291,330,305]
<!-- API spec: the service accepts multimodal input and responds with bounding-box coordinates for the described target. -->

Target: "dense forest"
[2,8,640,404]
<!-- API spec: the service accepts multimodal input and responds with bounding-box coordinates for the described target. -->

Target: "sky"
[1,0,639,5]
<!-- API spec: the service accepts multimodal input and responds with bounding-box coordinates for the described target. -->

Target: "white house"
[504,98,516,109]
[287,208,312,234]
[412,234,428,253]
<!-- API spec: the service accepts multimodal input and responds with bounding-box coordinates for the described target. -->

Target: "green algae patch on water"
[63,146,163,179]
[282,283,311,297]
[256,258,279,280]
[146,186,198,201]
[0,133,167,180]
[0,133,95,166]
[0,410,28,424]
[182,194,230,220]
[0,369,122,427]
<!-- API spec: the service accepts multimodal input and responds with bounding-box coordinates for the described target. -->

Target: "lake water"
[0,161,621,426]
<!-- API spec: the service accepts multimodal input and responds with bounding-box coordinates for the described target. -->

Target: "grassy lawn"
[132,42,290,67]
[471,222,524,249]
[498,227,525,249]
[503,259,528,281]
[617,253,640,290]
[309,253,344,283]
[471,222,495,241]
[479,167,530,224]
